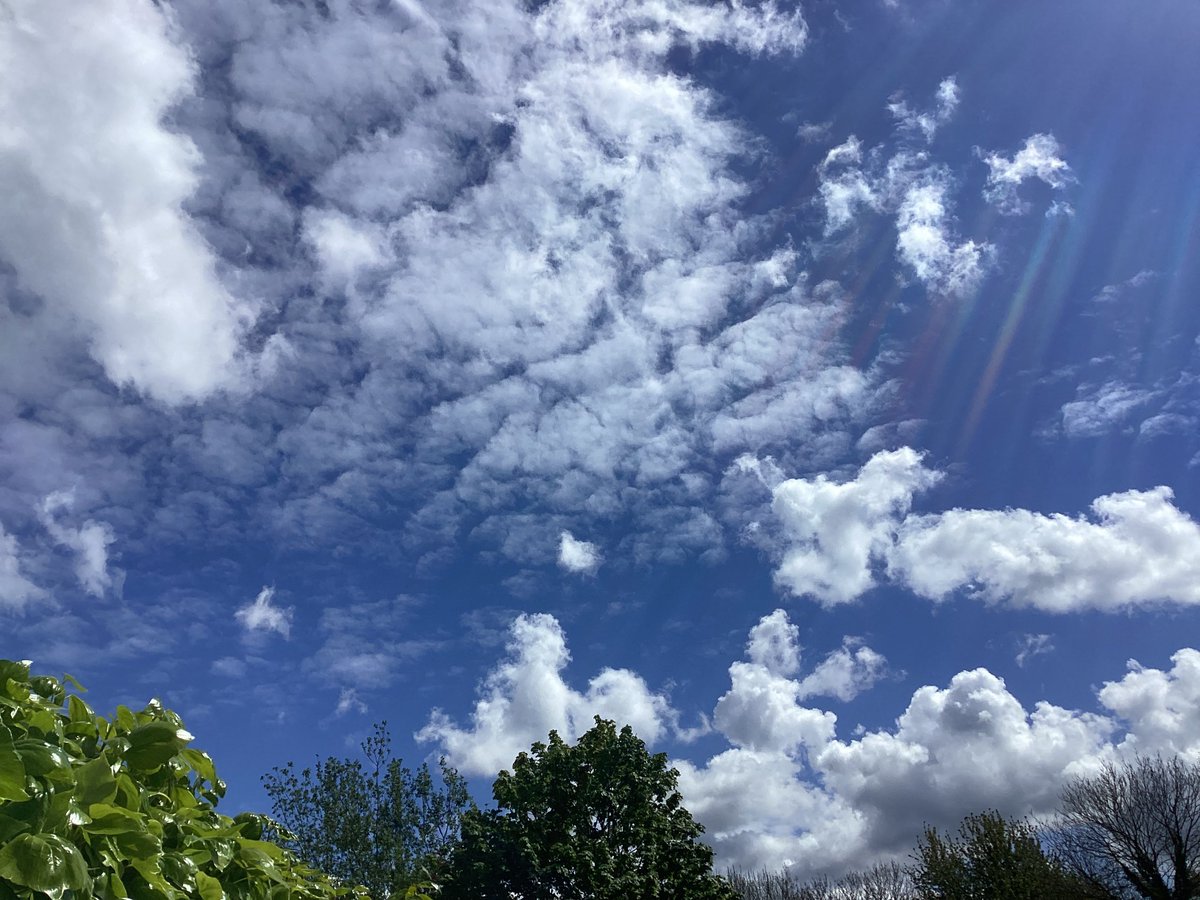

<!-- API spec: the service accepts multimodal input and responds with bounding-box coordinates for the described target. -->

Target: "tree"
[0,658,377,900]
[911,810,1087,900]
[262,722,472,897]
[1056,755,1200,900]
[440,716,737,900]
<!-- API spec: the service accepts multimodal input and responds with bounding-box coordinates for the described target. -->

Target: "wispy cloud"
[981,133,1074,215]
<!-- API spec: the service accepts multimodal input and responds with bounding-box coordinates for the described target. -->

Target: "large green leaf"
[125,722,192,771]
[0,832,91,899]
[76,756,119,807]
[14,739,70,778]
[0,724,28,802]
[195,871,225,900]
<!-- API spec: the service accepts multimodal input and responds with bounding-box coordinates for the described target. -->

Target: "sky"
[3,0,1200,880]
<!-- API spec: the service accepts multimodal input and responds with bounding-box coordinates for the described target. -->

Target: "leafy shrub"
[0,658,391,900]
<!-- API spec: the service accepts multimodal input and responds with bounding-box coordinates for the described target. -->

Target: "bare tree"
[726,862,914,900]
[1056,755,1200,900]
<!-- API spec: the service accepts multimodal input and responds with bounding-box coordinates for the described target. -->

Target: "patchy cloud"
[888,76,959,141]
[0,524,45,611]
[981,133,1074,215]
[234,586,292,639]
[37,491,117,598]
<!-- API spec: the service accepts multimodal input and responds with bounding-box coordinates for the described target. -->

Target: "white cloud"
[763,449,1200,613]
[334,687,368,718]
[796,640,888,702]
[1015,634,1054,668]
[0,0,253,402]
[234,586,293,639]
[887,76,959,141]
[418,612,680,775]
[982,133,1074,215]
[1059,381,1158,437]
[770,448,941,604]
[890,486,1200,612]
[895,176,990,296]
[37,491,116,598]
[0,524,45,611]
[558,531,602,574]
[1102,650,1200,759]
[307,596,437,686]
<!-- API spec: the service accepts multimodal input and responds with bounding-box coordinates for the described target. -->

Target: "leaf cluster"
[0,658,372,900]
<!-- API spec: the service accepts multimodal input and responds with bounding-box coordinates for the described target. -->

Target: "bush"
[0,658,388,900]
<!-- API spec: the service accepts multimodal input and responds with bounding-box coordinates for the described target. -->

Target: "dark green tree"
[912,810,1088,900]
[440,716,736,900]
[261,723,471,898]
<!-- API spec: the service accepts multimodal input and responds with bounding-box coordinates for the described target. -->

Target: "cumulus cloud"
[764,449,1200,612]
[891,486,1200,611]
[234,586,292,639]
[426,611,1200,877]
[769,448,941,604]
[558,531,602,574]
[0,524,45,612]
[37,491,116,598]
[0,0,252,402]
[981,133,1074,215]
[419,612,680,775]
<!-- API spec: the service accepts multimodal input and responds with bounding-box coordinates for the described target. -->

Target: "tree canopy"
[440,716,736,900]
[911,810,1087,900]
[261,723,471,898]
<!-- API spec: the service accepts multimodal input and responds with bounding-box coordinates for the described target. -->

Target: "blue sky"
[3,0,1200,878]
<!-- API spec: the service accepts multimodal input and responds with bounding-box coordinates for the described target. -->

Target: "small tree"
[912,810,1086,899]
[262,722,472,897]
[1056,755,1200,900]
[440,716,736,900]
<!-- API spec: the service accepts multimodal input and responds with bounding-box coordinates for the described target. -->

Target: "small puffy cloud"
[37,491,116,598]
[888,76,959,141]
[0,524,45,612]
[797,640,888,702]
[419,612,678,775]
[234,586,293,639]
[982,133,1074,215]
[558,531,602,574]
[889,486,1200,612]
[770,448,941,604]
[0,0,253,402]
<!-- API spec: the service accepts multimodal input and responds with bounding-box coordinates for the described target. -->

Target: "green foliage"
[261,723,470,898]
[0,658,370,900]
[912,810,1086,900]
[441,716,736,900]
